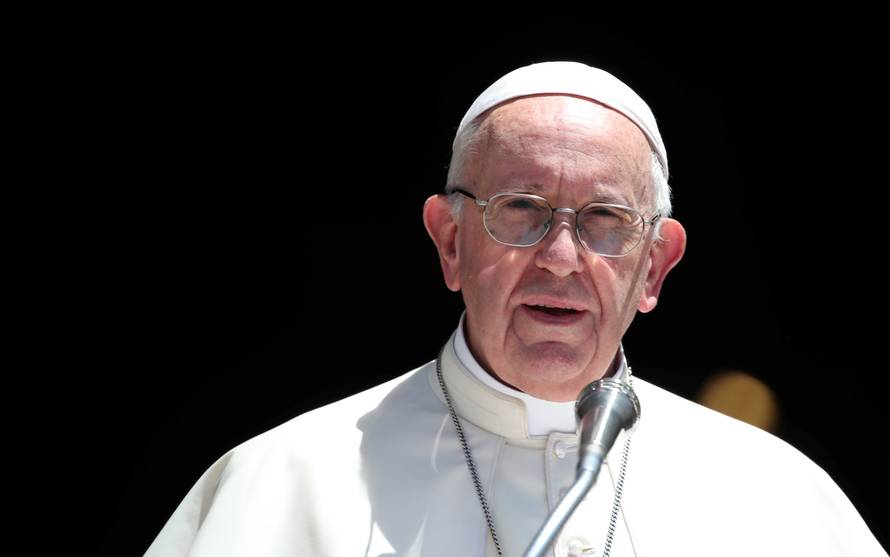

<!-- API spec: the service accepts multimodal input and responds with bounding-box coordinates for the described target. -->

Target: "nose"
[534,212,584,277]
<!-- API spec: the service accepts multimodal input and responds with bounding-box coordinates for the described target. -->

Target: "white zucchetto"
[454,60,669,179]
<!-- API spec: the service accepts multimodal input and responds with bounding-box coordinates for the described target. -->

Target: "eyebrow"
[499,182,634,207]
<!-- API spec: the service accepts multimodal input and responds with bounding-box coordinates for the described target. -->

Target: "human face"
[453,95,657,401]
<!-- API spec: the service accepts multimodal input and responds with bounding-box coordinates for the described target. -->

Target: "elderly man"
[145,61,886,557]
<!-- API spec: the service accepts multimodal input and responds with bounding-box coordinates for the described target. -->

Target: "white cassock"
[145,314,887,557]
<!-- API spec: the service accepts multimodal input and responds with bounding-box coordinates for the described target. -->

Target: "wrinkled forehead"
[454,61,667,179]
[470,96,653,205]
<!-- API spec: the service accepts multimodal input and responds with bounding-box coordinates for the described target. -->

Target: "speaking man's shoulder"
[628,375,847,516]
[626,377,887,556]
[145,359,443,557]
[631,376,812,468]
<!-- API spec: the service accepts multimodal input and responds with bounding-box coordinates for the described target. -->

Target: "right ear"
[423,194,461,292]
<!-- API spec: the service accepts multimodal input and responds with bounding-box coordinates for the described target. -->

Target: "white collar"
[453,310,629,436]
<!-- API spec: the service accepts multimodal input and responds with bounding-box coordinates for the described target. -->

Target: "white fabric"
[145,323,886,557]
[454,309,626,436]
[454,61,669,179]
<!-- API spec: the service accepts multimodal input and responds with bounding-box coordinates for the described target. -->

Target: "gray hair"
[444,117,673,241]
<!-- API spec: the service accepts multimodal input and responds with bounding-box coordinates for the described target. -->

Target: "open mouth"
[524,304,581,316]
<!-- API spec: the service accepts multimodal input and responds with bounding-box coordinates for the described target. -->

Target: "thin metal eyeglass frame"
[449,188,661,258]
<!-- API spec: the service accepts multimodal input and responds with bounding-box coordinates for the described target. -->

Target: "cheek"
[460,245,530,325]
[601,260,647,325]
[462,253,517,309]
[586,259,628,324]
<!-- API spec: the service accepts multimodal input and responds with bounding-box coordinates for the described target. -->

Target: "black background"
[48,12,888,555]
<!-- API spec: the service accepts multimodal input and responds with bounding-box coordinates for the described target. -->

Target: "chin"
[515,343,587,383]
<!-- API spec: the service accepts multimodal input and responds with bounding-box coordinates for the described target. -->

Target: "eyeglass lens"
[482,194,644,256]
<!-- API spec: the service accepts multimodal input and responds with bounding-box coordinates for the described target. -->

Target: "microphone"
[575,379,641,475]
[523,378,641,557]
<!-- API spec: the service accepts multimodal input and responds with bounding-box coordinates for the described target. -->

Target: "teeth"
[534,304,576,311]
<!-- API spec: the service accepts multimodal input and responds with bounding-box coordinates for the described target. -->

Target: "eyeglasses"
[450,188,660,258]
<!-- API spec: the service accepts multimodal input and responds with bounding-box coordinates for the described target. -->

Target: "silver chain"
[435,347,632,557]
[436,348,504,556]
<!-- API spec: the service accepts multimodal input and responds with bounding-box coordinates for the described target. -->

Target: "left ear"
[638,218,687,313]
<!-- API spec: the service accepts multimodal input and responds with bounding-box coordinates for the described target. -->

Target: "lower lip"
[522,304,587,325]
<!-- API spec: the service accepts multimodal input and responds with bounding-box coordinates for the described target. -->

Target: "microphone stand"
[523,379,640,557]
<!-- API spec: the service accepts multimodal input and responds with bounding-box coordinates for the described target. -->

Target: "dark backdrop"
[78,13,888,555]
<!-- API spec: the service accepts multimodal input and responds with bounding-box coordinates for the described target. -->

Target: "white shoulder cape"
[145,331,887,557]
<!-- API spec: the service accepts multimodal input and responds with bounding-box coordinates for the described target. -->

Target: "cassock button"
[566,537,596,556]
[554,441,567,459]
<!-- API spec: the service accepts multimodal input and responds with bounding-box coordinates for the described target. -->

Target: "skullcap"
[454,61,668,179]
